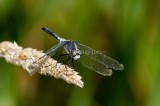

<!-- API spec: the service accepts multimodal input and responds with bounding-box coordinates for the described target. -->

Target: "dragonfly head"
[72,50,81,60]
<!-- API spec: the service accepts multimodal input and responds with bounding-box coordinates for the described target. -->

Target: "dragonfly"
[30,27,124,76]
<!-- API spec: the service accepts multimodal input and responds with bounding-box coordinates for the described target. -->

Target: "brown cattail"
[0,41,83,88]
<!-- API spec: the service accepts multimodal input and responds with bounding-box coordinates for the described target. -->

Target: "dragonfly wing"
[28,43,63,75]
[76,43,124,76]
[77,53,113,76]
[45,42,63,56]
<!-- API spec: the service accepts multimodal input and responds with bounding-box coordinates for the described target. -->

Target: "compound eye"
[77,50,81,55]
[72,51,81,60]
[73,54,80,60]
[72,51,77,55]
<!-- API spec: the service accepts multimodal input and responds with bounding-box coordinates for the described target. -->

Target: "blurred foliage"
[0,0,160,106]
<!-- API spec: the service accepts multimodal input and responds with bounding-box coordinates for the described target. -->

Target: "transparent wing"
[45,42,63,56]
[76,43,124,76]
[28,43,63,75]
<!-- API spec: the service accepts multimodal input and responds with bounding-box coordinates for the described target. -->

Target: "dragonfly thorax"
[63,41,81,60]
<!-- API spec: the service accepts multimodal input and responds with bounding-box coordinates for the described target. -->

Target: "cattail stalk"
[0,41,83,88]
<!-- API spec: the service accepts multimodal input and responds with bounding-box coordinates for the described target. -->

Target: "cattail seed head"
[0,41,84,88]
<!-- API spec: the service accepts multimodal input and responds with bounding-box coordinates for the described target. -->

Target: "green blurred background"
[0,0,160,106]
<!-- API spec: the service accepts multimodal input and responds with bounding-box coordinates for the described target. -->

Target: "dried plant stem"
[0,41,83,88]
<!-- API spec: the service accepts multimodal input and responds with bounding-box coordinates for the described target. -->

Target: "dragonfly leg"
[44,53,67,71]
[71,58,78,70]
[64,56,72,75]
[67,56,71,67]
[71,58,75,69]
[51,54,69,70]
[73,59,79,71]
[57,54,69,61]
[75,60,78,70]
